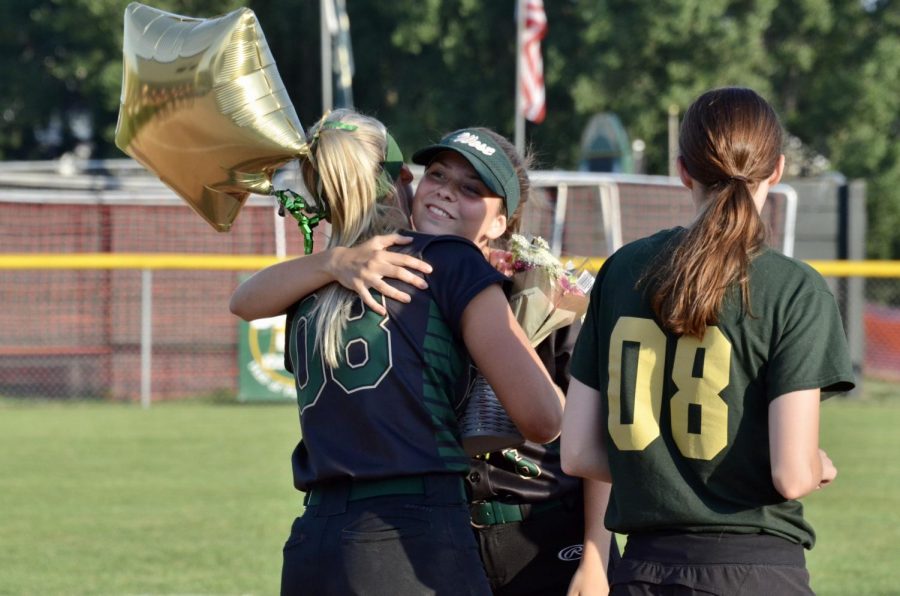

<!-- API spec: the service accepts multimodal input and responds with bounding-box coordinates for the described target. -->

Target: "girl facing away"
[230,110,563,596]
[560,87,855,595]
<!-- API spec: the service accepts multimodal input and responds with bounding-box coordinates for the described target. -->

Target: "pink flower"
[506,234,594,346]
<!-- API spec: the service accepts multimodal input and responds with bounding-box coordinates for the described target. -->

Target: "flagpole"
[320,0,333,112]
[514,0,526,155]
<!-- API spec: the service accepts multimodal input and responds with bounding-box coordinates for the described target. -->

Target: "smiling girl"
[247,125,618,596]
[230,112,562,595]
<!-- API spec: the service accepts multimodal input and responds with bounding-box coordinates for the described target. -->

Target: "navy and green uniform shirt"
[285,231,506,492]
[571,228,855,549]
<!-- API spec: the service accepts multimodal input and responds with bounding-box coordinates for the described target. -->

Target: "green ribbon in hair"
[276,125,405,254]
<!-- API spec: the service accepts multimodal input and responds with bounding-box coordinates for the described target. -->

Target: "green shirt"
[571,228,855,548]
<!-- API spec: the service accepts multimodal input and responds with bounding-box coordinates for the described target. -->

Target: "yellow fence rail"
[2,254,900,277]
[0,253,286,271]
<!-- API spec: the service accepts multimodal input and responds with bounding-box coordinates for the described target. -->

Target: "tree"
[0,0,247,160]
[537,0,778,170]
[2,0,899,258]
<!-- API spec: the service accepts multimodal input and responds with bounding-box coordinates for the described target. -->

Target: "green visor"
[383,132,404,180]
[411,128,519,214]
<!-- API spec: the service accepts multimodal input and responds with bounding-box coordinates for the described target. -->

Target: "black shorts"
[610,531,813,596]
[282,475,491,596]
[473,493,620,596]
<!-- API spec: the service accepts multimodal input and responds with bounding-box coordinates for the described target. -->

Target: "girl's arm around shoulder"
[460,284,563,444]
[229,249,338,321]
[229,234,432,320]
[769,388,836,500]
[561,378,611,483]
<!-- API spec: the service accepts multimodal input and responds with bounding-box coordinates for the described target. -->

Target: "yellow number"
[608,317,666,451]
[670,327,731,460]
[607,318,732,460]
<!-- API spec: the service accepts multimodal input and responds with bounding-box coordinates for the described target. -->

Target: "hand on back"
[329,234,432,315]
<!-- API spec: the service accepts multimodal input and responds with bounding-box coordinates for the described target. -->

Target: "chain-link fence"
[0,160,895,401]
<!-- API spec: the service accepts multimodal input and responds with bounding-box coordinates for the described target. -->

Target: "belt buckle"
[470,501,493,528]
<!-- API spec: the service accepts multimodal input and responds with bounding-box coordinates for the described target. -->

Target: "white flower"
[509,234,565,278]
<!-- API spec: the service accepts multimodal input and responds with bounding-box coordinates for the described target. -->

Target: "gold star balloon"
[115,3,308,232]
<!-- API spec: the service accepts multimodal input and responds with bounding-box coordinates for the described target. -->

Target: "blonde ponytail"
[301,109,406,367]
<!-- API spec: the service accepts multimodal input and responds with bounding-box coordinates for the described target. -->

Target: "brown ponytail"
[646,88,783,338]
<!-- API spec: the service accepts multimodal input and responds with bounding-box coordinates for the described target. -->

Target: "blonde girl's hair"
[645,87,783,338]
[301,109,406,367]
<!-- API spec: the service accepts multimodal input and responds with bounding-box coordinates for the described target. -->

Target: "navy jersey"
[571,228,855,548]
[285,231,506,491]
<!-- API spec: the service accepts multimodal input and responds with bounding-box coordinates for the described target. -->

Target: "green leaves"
[2,0,899,257]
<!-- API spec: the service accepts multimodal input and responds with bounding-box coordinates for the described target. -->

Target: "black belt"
[304,475,466,508]
[623,531,807,566]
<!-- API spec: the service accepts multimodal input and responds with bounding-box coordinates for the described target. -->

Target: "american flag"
[520,0,547,123]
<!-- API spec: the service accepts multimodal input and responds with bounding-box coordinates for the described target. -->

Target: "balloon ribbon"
[275,189,328,255]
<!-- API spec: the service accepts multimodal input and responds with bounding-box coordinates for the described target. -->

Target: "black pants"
[611,532,813,596]
[281,475,491,596]
[475,497,621,596]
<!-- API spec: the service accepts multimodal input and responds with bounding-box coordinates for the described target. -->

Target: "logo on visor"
[452,132,496,156]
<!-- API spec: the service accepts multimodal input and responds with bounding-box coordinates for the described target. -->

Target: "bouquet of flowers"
[505,234,594,347]
[458,235,594,455]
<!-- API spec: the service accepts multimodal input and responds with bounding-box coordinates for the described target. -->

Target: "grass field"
[1,381,898,595]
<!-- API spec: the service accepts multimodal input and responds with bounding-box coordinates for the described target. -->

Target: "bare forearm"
[229,251,337,320]
[566,480,612,595]
[462,288,563,444]
[561,380,612,482]
[232,234,433,319]
[562,446,612,483]
[583,479,613,572]
[769,389,835,500]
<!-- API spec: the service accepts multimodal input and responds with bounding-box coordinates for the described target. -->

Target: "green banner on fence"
[237,315,296,402]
